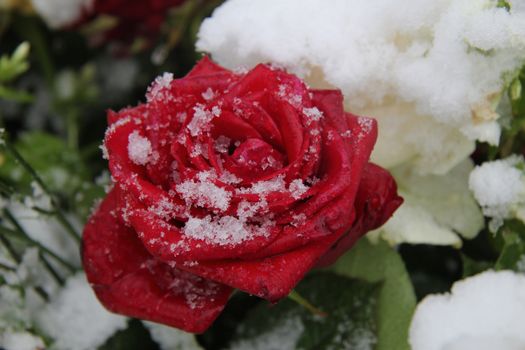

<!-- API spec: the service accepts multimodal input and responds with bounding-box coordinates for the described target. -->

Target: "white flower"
[198,0,525,175]
[31,0,93,28]
[369,159,484,246]
[409,270,525,350]
[469,155,525,231]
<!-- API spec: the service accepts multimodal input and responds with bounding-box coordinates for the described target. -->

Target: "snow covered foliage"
[198,0,525,174]
[409,270,525,350]
[469,155,525,231]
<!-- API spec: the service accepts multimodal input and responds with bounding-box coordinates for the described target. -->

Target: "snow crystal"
[198,0,525,174]
[186,104,221,136]
[127,130,152,165]
[237,176,286,196]
[214,135,231,154]
[237,200,268,221]
[202,87,215,101]
[291,213,307,227]
[0,330,45,350]
[219,170,242,185]
[289,179,309,199]
[146,72,174,102]
[302,107,323,125]
[31,0,93,28]
[183,215,268,246]
[469,155,525,231]
[37,273,128,350]
[177,171,232,211]
[409,270,525,350]
[143,321,202,350]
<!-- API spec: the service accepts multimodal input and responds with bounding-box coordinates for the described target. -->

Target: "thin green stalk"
[0,231,49,300]
[288,290,327,317]
[2,210,67,285]
[0,233,20,265]
[66,110,79,150]
[38,250,64,285]
[3,141,80,242]
[0,261,15,271]
[0,225,76,273]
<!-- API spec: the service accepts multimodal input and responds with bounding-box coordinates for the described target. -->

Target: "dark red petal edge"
[315,163,404,268]
[82,189,233,333]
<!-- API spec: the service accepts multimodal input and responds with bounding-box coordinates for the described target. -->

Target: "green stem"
[0,227,49,300]
[13,16,55,86]
[66,110,79,150]
[0,225,77,273]
[0,233,21,264]
[288,290,327,317]
[0,261,15,271]
[4,140,80,242]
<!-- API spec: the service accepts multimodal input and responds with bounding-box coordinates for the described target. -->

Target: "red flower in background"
[32,0,184,44]
[82,57,402,333]
[85,0,185,42]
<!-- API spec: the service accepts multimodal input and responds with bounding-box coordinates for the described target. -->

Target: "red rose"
[82,57,402,333]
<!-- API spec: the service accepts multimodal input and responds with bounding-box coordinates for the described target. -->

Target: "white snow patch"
[409,270,525,350]
[198,0,525,174]
[37,273,128,350]
[183,214,272,246]
[0,330,45,350]
[469,155,525,231]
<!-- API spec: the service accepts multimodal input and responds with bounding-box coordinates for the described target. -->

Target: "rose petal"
[315,163,404,267]
[82,189,232,333]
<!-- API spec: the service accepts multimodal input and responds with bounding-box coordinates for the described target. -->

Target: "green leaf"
[461,254,493,278]
[495,220,525,272]
[0,132,88,194]
[330,238,416,350]
[228,272,380,350]
[0,85,33,103]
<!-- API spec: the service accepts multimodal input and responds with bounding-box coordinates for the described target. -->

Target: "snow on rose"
[82,57,402,332]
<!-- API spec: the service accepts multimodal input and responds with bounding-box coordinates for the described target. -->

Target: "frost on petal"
[469,155,525,232]
[369,159,483,246]
[409,270,525,350]
[36,273,128,350]
[198,0,525,174]
[143,321,203,350]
